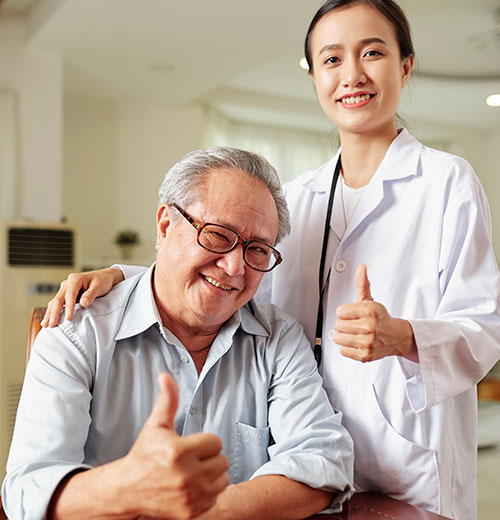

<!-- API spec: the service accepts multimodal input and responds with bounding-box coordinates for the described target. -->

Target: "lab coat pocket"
[230,422,270,484]
[343,380,440,513]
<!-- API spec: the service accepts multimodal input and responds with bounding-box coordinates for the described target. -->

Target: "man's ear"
[156,204,171,251]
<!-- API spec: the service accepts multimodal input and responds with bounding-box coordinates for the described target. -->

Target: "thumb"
[355,264,373,302]
[148,373,179,430]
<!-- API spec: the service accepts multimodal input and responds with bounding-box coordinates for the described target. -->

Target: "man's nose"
[216,245,246,277]
[341,57,366,88]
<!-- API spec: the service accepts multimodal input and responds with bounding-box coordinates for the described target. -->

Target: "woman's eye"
[364,50,382,57]
[325,56,340,65]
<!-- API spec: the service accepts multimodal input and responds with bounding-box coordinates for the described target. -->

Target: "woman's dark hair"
[305,0,414,73]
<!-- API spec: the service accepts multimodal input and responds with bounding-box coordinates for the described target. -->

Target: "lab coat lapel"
[308,151,345,241]
[343,129,421,241]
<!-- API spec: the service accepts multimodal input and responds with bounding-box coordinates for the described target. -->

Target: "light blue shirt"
[2,266,353,519]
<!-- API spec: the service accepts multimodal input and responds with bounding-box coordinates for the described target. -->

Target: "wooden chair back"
[26,307,47,363]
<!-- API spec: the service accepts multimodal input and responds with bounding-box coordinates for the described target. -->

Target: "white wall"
[63,97,206,267]
[0,16,63,221]
[116,102,206,264]
[63,97,119,267]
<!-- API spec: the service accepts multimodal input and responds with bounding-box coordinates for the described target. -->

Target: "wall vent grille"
[8,228,74,266]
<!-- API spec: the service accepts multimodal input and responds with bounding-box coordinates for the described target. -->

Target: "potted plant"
[114,229,140,260]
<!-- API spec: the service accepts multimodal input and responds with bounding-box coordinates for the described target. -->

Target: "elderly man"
[3,148,353,519]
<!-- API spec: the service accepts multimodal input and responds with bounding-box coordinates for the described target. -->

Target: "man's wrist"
[109,267,125,284]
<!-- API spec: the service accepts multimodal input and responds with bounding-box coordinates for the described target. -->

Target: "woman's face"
[309,2,413,139]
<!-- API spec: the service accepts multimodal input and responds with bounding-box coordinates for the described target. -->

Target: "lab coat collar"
[302,149,341,194]
[300,129,421,194]
[378,128,422,183]
[342,129,422,238]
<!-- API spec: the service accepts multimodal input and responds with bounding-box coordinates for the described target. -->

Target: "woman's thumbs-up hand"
[335,265,418,363]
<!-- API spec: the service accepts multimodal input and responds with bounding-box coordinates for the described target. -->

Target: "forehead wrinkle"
[207,213,276,246]
[194,169,278,245]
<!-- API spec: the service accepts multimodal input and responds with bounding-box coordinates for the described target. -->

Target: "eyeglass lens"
[199,224,277,271]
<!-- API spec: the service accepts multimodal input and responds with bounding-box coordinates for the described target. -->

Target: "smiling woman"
[262,2,500,519]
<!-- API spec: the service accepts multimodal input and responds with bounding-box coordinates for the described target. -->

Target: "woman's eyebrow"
[318,37,387,55]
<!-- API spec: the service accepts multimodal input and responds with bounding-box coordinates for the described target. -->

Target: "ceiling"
[2,0,500,131]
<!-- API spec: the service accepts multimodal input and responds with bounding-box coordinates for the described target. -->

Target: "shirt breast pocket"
[230,422,270,484]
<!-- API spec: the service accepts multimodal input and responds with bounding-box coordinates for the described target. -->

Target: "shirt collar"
[114,264,159,341]
[239,301,270,337]
[114,265,269,342]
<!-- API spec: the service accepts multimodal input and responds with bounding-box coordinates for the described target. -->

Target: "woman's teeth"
[341,94,372,104]
[204,276,232,291]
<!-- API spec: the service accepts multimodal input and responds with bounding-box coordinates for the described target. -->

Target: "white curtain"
[204,108,337,184]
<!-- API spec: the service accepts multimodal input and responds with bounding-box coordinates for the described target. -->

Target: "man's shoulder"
[241,299,305,340]
[57,272,144,337]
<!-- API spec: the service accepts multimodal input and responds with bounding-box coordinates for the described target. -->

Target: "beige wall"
[0,16,63,221]
[63,97,206,267]
[1,16,498,267]
[63,97,119,267]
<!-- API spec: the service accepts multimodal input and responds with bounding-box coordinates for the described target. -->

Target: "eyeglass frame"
[171,203,283,272]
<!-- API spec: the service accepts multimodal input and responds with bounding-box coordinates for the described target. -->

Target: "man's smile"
[202,274,234,291]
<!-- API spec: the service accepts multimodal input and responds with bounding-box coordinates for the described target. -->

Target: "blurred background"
[0,0,499,517]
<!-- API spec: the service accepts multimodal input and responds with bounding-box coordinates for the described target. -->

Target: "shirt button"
[180,355,189,363]
[327,329,335,341]
[335,260,347,273]
[189,407,196,415]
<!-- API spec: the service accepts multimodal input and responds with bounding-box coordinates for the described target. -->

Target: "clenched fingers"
[336,301,378,320]
[199,453,230,481]
[335,317,377,335]
[184,432,224,460]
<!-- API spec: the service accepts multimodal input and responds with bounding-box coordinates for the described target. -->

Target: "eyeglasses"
[172,204,282,272]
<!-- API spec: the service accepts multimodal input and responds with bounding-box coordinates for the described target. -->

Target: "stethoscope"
[313,155,342,368]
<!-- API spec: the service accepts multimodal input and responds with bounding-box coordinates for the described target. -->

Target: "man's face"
[154,168,280,336]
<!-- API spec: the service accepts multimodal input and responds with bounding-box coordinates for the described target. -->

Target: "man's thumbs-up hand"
[146,372,179,430]
[335,265,418,363]
[122,373,229,519]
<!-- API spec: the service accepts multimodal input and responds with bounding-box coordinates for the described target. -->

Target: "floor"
[477,400,500,520]
[477,445,500,520]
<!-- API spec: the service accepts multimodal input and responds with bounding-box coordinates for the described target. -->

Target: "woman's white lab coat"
[258,129,500,520]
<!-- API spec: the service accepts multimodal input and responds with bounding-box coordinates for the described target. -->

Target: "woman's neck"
[339,128,398,188]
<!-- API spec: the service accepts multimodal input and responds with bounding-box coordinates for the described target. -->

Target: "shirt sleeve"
[1,324,94,519]
[110,263,148,279]
[251,315,354,513]
[401,176,500,411]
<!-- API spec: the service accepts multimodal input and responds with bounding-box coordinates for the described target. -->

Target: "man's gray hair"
[158,147,290,243]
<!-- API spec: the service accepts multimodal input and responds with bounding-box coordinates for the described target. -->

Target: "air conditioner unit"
[0,221,80,480]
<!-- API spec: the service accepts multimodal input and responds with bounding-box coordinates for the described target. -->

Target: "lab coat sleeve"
[111,263,148,279]
[403,177,500,411]
[251,314,354,513]
[1,325,94,519]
